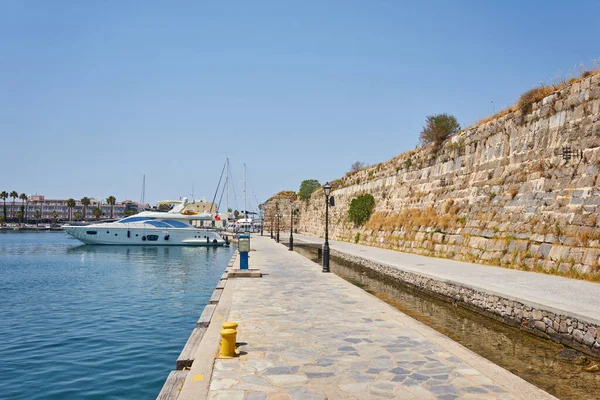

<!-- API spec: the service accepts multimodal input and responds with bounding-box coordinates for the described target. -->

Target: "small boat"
[63,198,227,246]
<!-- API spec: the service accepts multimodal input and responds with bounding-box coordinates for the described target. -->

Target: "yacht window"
[146,235,159,241]
[119,216,152,223]
[145,220,170,228]
[163,220,190,228]
[86,231,97,235]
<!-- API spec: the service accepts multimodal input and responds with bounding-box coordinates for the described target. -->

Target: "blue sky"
[1,1,599,211]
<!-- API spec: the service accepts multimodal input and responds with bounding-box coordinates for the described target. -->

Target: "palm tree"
[18,193,27,223]
[74,210,82,221]
[34,209,41,224]
[93,207,102,220]
[51,210,58,223]
[19,193,27,223]
[81,197,90,221]
[0,191,7,221]
[10,191,18,221]
[66,198,76,221]
[106,196,116,219]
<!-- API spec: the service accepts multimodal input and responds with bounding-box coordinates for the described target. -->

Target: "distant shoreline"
[0,227,63,232]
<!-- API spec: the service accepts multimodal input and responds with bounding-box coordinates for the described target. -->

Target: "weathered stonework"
[292,73,600,278]
[331,248,600,358]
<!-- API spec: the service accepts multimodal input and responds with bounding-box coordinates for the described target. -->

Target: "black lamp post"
[322,182,331,273]
[289,206,295,251]
[270,212,274,239]
[276,211,280,243]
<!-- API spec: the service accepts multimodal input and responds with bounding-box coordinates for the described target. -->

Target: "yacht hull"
[64,226,226,246]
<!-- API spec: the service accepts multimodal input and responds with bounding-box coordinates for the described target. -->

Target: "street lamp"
[275,203,280,242]
[289,205,295,251]
[270,212,274,239]
[322,182,331,273]
[276,212,281,244]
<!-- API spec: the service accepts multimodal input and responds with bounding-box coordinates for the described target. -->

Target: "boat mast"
[243,163,247,220]
[140,174,145,206]
[226,158,229,224]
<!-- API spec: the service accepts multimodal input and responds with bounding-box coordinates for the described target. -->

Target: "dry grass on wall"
[366,207,464,233]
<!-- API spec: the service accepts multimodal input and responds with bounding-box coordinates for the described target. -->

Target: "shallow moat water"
[293,244,600,400]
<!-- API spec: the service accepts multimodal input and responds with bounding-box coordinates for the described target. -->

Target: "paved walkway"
[289,233,600,325]
[203,235,554,399]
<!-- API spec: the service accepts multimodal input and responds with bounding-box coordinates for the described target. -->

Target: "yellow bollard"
[220,328,237,358]
[222,321,238,331]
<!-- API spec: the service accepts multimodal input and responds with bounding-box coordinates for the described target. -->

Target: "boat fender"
[164,235,170,241]
[142,236,146,241]
[127,230,131,238]
[213,239,217,244]
[206,237,209,243]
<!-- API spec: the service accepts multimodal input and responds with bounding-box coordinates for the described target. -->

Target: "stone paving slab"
[203,235,554,399]
[290,234,600,325]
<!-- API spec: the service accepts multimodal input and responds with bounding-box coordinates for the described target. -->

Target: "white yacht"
[63,198,227,246]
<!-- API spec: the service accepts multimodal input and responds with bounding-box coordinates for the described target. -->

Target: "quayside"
[293,244,600,400]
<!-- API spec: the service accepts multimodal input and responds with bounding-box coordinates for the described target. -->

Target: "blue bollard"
[238,234,250,270]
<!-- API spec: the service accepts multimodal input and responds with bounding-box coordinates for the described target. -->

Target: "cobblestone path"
[207,236,554,400]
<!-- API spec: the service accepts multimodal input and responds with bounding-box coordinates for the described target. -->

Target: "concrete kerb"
[176,270,236,399]
[156,250,237,400]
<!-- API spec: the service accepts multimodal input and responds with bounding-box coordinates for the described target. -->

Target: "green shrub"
[298,179,320,201]
[354,232,360,244]
[419,114,460,147]
[348,194,375,226]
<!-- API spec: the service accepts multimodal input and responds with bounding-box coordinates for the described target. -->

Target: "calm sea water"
[0,232,233,400]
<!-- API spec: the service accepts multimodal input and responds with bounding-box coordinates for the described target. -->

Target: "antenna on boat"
[244,163,247,220]
[140,174,145,206]
[226,158,229,224]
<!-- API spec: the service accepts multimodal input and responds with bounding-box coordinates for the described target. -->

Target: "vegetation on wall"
[419,114,461,147]
[348,194,375,226]
[298,179,320,201]
[350,161,366,173]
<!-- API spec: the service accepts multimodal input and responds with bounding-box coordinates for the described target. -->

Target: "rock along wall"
[296,73,600,277]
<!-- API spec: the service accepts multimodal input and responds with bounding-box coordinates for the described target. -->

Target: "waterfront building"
[2,195,134,222]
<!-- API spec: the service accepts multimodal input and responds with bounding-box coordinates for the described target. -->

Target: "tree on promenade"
[66,198,76,221]
[1,191,7,221]
[10,191,18,221]
[419,114,460,148]
[19,193,27,223]
[106,196,116,218]
[298,179,320,201]
[74,211,82,221]
[51,210,58,222]
[34,209,41,223]
[81,197,90,221]
[93,207,102,220]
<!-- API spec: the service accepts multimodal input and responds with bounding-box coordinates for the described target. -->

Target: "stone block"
[538,243,552,258]
[548,245,571,261]
[583,249,600,266]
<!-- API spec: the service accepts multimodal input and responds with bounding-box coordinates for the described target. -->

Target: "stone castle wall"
[293,73,600,276]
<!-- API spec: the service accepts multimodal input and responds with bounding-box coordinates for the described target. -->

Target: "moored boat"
[63,198,227,246]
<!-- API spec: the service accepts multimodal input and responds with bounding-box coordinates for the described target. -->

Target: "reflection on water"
[0,232,233,400]
[294,244,600,400]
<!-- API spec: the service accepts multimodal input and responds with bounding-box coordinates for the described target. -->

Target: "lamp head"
[323,182,331,196]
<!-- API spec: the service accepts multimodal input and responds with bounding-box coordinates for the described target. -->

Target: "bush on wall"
[348,194,375,226]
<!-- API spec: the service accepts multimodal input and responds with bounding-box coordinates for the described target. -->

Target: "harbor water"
[0,232,233,399]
